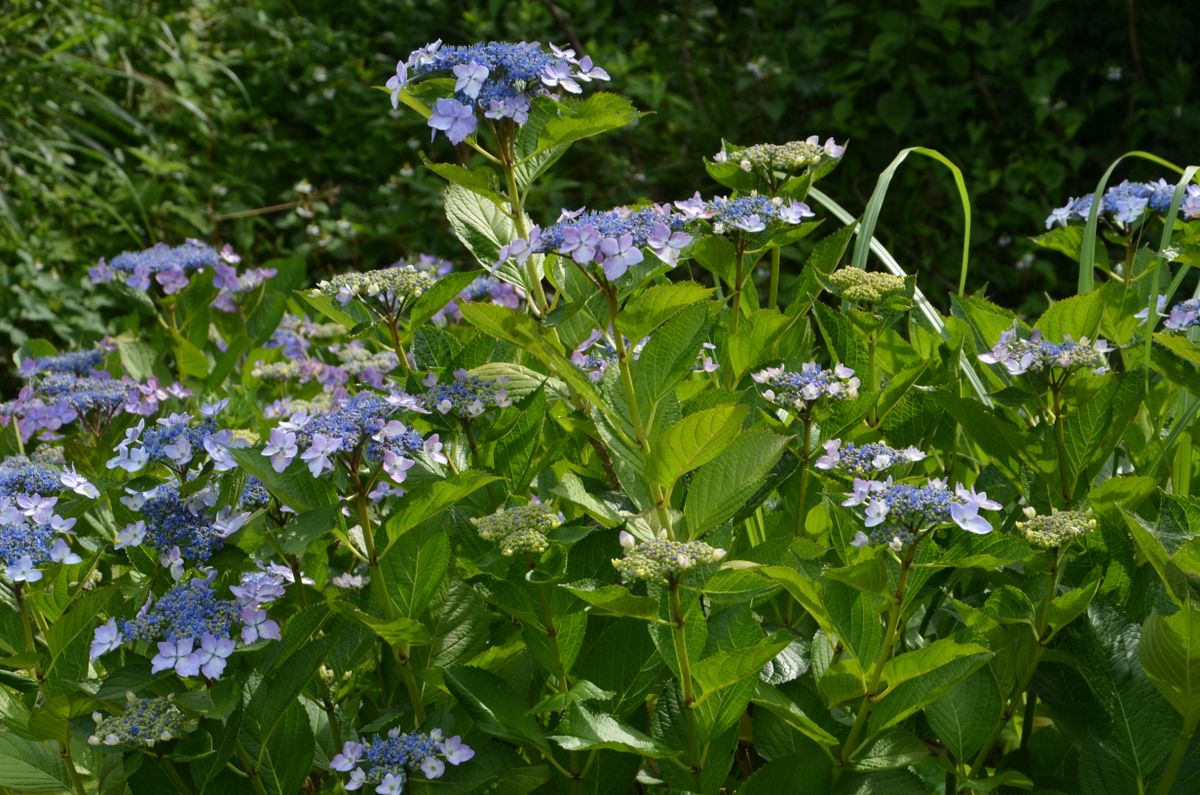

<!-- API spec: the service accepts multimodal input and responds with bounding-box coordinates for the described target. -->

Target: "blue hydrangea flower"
[978,325,1111,376]
[509,204,692,281]
[330,728,473,792]
[1045,180,1200,230]
[0,494,81,582]
[395,41,610,142]
[1161,298,1200,332]
[842,478,1001,548]
[815,440,926,476]
[752,363,860,412]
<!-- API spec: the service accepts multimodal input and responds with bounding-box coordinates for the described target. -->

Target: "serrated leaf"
[1140,602,1200,724]
[227,446,334,512]
[382,471,501,546]
[846,727,929,771]
[925,668,1003,761]
[751,682,839,747]
[444,183,518,270]
[444,666,550,751]
[407,269,482,331]
[1034,290,1105,341]
[647,404,747,488]
[692,634,793,705]
[880,639,993,695]
[561,581,659,622]
[618,282,713,341]
[0,734,71,792]
[684,429,790,537]
[551,703,675,757]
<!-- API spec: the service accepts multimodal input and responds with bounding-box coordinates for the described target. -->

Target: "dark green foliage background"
[2,0,1198,350]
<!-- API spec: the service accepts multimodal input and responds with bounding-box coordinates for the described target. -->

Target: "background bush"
[2,0,1199,357]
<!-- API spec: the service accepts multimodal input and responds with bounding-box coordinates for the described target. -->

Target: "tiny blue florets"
[1045,179,1200,230]
[978,325,1111,376]
[842,478,1002,549]
[330,727,475,792]
[814,440,926,477]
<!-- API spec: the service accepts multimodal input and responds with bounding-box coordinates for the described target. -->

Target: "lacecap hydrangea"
[1045,179,1200,229]
[815,440,926,477]
[388,40,610,144]
[978,325,1111,376]
[89,239,273,309]
[471,503,562,556]
[673,192,815,235]
[500,204,693,281]
[752,363,860,412]
[613,530,726,586]
[330,728,474,792]
[843,478,1002,550]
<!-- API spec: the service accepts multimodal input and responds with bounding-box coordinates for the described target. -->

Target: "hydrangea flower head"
[612,530,726,586]
[88,694,192,748]
[511,204,692,280]
[751,363,860,412]
[815,440,926,477]
[843,478,1002,549]
[1016,506,1096,549]
[471,503,562,556]
[978,325,1111,377]
[826,269,907,305]
[396,41,610,141]
[331,728,473,792]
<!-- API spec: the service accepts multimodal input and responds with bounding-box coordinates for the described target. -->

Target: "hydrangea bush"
[2,37,1199,795]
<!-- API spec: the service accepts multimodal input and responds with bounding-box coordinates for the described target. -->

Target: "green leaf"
[618,282,714,341]
[562,581,659,622]
[256,702,314,795]
[691,235,737,283]
[879,639,993,694]
[847,727,929,771]
[1152,332,1200,394]
[751,682,839,747]
[422,158,507,207]
[1034,290,1105,341]
[1030,225,1088,261]
[382,471,501,546]
[529,679,615,715]
[684,429,790,537]
[631,301,710,405]
[1140,602,1200,724]
[726,308,806,383]
[925,668,1003,761]
[444,666,550,751]
[227,446,334,512]
[868,647,992,733]
[380,523,450,619]
[460,302,605,408]
[692,634,793,705]
[1062,372,1144,491]
[294,288,373,331]
[550,703,676,758]
[647,404,747,488]
[277,505,342,556]
[813,302,869,373]
[1046,577,1102,634]
[406,269,482,331]
[0,734,71,791]
[530,93,641,158]
[444,183,517,269]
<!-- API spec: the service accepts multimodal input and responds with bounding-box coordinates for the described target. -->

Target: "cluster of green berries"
[612,530,726,586]
[471,503,561,556]
[826,268,907,305]
[1016,507,1096,549]
[317,264,436,309]
[88,694,191,748]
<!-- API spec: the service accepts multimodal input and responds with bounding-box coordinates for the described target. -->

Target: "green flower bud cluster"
[471,503,561,557]
[88,693,191,748]
[729,140,827,173]
[1016,506,1096,549]
[612,531,726,586]
[317,264,436,309]
[827,268,907,304]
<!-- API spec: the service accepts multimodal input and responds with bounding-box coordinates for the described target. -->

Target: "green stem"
[531,563,582,795]
[730,242,746,335]
[606,286,674,536]
[235,741,270,795]
[353,482,393,620]
[385,314,412,376]
[970,548,1061,777]
[794,415,813,538]
[1155,716,1199,795]
[768,246,781,310]
[1051,384,1073,506]
[833,540,920,781]
[669,581,704,792]
[867,330,879,427]
[500,129,548,316]
[157,753,195,795]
